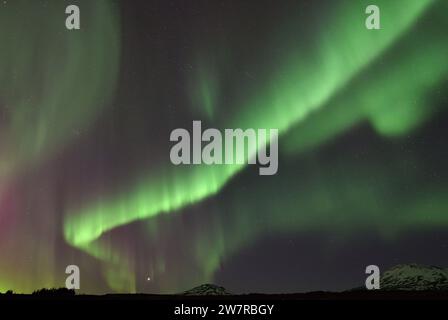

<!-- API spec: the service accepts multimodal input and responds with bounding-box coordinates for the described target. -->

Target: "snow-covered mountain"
[183,284,231,295]
[381,264,448,290]
[183,264,448,295]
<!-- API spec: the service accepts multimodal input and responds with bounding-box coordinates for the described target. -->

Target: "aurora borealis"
[1,0,448,293]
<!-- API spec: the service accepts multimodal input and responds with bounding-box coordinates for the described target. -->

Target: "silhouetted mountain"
[183,284,231,295]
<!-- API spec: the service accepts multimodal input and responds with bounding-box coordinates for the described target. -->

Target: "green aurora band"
[61,0,448,292]
[0,0,120,293]
[0,0,120,179]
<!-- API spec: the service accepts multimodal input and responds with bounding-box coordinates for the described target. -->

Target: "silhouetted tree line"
[1,288,75,296]
[32,288,76,296]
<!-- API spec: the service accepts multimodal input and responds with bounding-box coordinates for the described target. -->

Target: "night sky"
[0,0,448,294]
